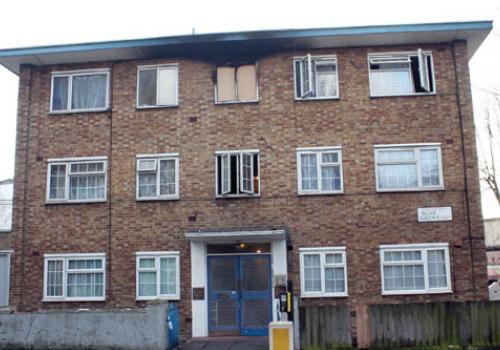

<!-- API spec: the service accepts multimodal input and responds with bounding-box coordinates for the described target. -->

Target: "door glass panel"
[209,257,237,291]
[242,256,269,291]
[241,299,269,328]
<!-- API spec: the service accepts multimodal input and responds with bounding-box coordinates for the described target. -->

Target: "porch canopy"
[185,229,286,243]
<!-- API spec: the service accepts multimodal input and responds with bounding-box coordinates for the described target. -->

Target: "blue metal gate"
[207,254,272,336]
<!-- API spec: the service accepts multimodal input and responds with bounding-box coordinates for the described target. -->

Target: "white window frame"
[0,250,12,307]
[296,146,343,195]
[136,64,179,109]
[215,149,260,198]
[299,247,348,298]
[136,153,180,201]
[43,253,106,302]
[368,50,436,97]
[380,243,452,295]
[374,143,444,192]
[135,251,180,301]
[50,68,111,113]
[46,156,107,204]
[214,63,259,104]
[293,55,340,100]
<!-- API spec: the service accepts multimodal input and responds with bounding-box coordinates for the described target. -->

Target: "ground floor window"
[380,243,451,295]
[299,247,347,297]
[43,253,105,301]
[136,251,180,300]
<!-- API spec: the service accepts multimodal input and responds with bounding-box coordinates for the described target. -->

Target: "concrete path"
[180,336,269,350]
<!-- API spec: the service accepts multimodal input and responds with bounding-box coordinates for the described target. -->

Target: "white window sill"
[215,194,261,199]
[136,196,180,202]
[136,104,179,109]
[294,96,340,101]
[298,190,344,196]
[46,199,107,205]
[49,108,110,115]
[215,99,259,105]
[136,295,180,301]
[382,288,452,296]
[301,292,348,298]
[370,92,436,98]
[376,186,444,193]
[43,297,106,302]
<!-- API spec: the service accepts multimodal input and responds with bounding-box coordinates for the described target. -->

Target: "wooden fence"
[299,305,351,349]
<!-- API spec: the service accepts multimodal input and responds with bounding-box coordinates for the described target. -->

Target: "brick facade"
[9,41,488,339]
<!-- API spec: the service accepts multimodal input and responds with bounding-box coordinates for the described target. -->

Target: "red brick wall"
[9,41,488,339]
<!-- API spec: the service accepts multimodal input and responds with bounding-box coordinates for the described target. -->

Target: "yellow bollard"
[269,321,293,350]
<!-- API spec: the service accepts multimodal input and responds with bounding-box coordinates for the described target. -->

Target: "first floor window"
[375,144,443,192]
[136,252,180,300]
[216,150,260,197]
[137,65,178,108]
[294,55,339,99]
[380,243,451,295]
[297,147,343,194]
[299,247,347,297]
[47,157,107,203]
[136,154,179,200]
[44,254,105,301]
[51,69,110,112]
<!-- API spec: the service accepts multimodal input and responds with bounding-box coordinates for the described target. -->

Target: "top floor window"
[294,55,339,100]
[51,69,110,113]
[215,64,258,103]
[137,65,178,108]
[368,50,435,97]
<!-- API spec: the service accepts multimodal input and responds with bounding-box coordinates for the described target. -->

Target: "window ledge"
[298,191,344,196]
[136,105,179,111]
[301,293,348,298]
[382,289,452,296]
[294,96,340,101]
[49,108,110,116]
[136,196,180,202]
[215,100,259,105]
[42,297,106,302]
[370,92,436,98]
[376,187,444,193]
[45,199,107,205]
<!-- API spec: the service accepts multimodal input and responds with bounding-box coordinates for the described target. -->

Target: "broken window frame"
[215,150,260,198]
[368,50,435,97]
[215,63,259,104]
[294,54,339,100]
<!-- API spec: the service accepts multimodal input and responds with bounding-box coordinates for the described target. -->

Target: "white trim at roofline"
[373,142,441,148]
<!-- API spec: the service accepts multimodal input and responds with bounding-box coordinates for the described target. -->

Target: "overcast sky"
[0,0,499,217]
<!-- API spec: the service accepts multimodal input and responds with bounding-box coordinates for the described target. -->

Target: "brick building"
[0,21,492,340]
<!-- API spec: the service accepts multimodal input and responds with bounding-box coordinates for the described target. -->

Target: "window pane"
[236,65,257,101]
[138,172,157,198]
[322,152,339,164]
[67,272,104,297]
[420,149,440,187]
[139,271,157,297]
[46,260,63,297]
[217,67,236,102]
[428,250,448,288]
[158,67,177,105]
[370,63,412,95]
[52,76,69,111]
[71,74,107,110]
[160,257,177,295]
[138,69,157,107]
[68,259,102,270]
[384,264,424,291]
[378,150,415,162]
[139,258,155,269]
[49,164,66,200]
[321,165,341,191]
[159,159,176,196]
[241,153,253,193]
[378,164,418,189]
[69,174,105,200]
[325,267,345,293]
[315,61,337,97]
[301,154,318,190]
[303,254,321,292]
[325,253,342,264]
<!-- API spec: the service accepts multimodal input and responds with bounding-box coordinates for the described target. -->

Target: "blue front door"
[208,255,272,336]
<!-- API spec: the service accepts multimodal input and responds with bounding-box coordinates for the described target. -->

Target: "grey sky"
[0,0,499,217]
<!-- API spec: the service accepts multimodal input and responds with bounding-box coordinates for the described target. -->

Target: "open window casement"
[221,154,231,195]
[301,54,314,98]
[137,159,157,172]
[417,49,431,92]
[240,153,254,194]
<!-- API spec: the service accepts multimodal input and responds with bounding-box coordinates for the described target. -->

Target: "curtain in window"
[371,63,412,96]
[69,174,105,200]
[315,62,337,97]
[321,164,341,191]
[49,164,66,199]
[160,257,176,295]
[139,271,157,297]
[303,254,321,292]
[428,250,447,288]
[67,273,103,297]
[52,76,69,110]
[138,69,157,107]
[71,74,107,110]
[46,260,63,297]
[301,154,318,190]
[159,160,176,195]
[420,149,440,186]
[325,267,345,293]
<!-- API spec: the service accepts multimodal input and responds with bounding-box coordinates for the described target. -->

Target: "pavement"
[180,336,269,350]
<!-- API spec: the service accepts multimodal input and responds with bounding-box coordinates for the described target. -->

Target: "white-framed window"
[297,147,343,195]
[50,69,110,113]
[299,247,347,298]
[215,64,258,103]
[43,253,106,302]
[137,64,179,108]
[294,55,339,100]
[136,154,179,200]
[136,252,180,300]
[374,144,443,192]
[215,150,260,197]
[0,251,11,307]
[380,243,452,295]
[46,157,107,203]
[368,49,435,97]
